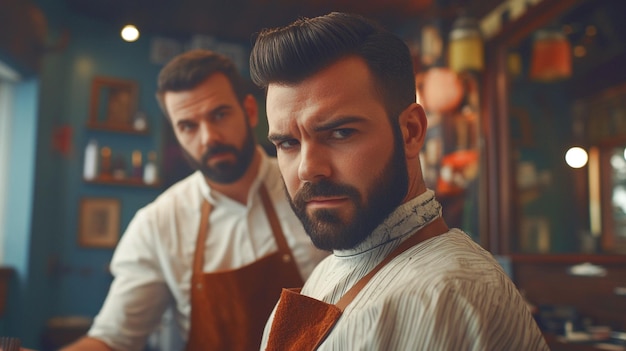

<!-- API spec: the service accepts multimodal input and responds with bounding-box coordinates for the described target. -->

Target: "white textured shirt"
[89,149,328,351]
[261,190,548,351]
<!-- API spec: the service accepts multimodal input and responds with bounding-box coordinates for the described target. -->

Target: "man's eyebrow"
[209,104,233,115]
[267,132,291,144]
[267,115,367,143]
[313,115,366,132]
[175,104,232,124]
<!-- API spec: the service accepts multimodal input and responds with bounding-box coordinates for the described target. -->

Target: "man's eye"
[214,111,227,121]
[178,122,197,132]
[276,139,300,150]
[331,128,355,139]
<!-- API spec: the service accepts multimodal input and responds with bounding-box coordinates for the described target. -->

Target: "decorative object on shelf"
[131,150,143,179]
[89,76,139,131]
[100,146,112,178]
[529,28,572,82]
[111,154,127,180]
[143,151,159,185]
[448,14,484,72]
[78,197,121,248]
[132,111,148,132]
[83,146,161,187]
[83,139,98,180]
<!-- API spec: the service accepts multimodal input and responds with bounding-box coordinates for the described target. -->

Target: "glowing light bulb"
[121,24,140,42]
[565,147,588,168]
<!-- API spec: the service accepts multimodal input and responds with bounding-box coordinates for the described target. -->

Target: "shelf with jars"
[83,75,161,188]
[83,139,161,188]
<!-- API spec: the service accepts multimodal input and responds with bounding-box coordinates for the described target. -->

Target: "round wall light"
[121,24,140,42]
[565,146,588,168]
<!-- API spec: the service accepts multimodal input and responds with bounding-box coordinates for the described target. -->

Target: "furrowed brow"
[267,132,292,144]
[313,116,365,132]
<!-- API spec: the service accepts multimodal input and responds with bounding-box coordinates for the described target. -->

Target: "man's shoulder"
[141,172,203,214]
[377,233,508,291]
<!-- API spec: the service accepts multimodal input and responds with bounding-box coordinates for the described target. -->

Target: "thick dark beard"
[288,125,408,251]
[181,123,256,184]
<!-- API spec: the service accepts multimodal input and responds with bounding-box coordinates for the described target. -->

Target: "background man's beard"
[182,126,256,184]
[289,138,408,251]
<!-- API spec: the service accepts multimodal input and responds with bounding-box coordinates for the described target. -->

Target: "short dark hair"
[249,12,416,120]
[156,49,249,118]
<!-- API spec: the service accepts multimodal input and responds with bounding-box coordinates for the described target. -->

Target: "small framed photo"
[78,197,121,248]
[89,76,138,130]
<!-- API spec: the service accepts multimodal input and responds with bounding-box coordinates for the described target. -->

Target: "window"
[0,60,20,263]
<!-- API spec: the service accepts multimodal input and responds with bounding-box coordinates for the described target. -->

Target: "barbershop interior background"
[1,0,625,349]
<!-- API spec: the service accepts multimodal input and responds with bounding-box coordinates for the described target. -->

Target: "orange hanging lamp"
[529,28,572,82]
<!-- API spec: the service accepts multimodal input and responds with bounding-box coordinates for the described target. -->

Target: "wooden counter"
[510,254,626,332]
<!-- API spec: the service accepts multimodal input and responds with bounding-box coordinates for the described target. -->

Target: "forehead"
[164,73,238,113]
[265,57,385,130]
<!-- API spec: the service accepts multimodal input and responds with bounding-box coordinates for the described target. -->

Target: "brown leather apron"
[265,217,449,351]
[185,184,304,351]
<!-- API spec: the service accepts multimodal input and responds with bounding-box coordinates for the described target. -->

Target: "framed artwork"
[88,76,138,131]
[78,197,121,248]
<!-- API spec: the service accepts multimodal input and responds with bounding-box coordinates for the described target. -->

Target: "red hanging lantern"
[420,67,464,113]
[529,29,572,82]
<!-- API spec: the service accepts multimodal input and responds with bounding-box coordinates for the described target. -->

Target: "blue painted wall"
[5,1,166,347]
[0,0,248,348]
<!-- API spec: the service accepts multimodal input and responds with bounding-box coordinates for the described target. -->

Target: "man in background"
[62,49,327,351]
[250,12,548,350]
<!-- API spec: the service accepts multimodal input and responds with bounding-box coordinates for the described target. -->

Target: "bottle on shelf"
[112,154,127,180]
[100,146,112,178]
[83,139,99,180]
[132,111,148,132]
[132,150,143,180]
[143,151,159,185]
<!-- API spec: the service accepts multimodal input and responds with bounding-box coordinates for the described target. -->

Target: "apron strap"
[335,217,448,311]
[193,184,301,280]
[260,184,302,277]
[193,200,213,277]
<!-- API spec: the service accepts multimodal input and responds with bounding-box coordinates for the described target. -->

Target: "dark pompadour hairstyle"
[249,12,416,120]
[156,49,249,118]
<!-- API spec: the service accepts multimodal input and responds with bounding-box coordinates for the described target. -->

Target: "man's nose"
[297,143,332,182]
[199,122,220,146]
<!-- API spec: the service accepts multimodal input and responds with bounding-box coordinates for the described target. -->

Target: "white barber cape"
[261,190,548,351]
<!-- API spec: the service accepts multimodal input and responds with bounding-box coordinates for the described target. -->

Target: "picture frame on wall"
[88,76,139,132]
[78,197,121,248]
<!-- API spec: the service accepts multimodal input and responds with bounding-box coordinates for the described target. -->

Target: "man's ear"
[243,94,259,128]
[400,103,428,159]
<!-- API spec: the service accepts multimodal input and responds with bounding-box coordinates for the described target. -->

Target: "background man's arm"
[60,336,115,351]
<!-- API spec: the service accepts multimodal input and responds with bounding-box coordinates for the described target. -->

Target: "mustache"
[293,180,360,204]
[201,144,238,163]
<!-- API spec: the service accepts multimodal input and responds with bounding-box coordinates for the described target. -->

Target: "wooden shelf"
[86,121,149,135]
[84,176,161,188]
